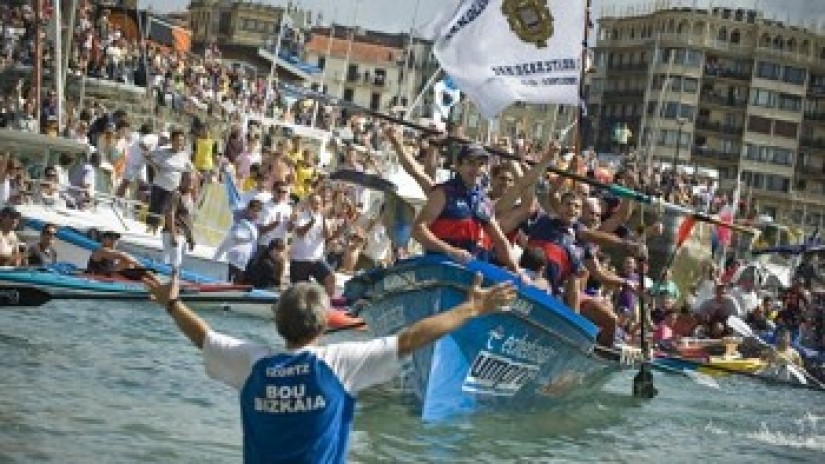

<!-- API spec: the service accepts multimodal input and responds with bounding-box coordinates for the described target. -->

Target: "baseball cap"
[100,230,122,240]
[457,144,489,161]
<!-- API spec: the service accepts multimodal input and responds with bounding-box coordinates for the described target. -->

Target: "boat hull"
[344,255,616,421]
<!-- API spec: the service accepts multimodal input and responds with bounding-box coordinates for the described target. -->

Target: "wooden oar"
[0,285,278,307]
[279,82,756,235]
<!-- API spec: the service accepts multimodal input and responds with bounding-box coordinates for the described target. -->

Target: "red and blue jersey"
[526,215,584,293]
[429,176,493,257]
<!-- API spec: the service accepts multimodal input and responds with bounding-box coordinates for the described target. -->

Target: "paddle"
[0,285,278,307]
[726,315,825,390]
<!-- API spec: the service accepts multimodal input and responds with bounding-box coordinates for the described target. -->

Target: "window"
[343,88,354,102]
[682,77,698,93]
[756,61,781,80]
[317,56,325,70]
[783,66,807,85]
[773,120,798,139]
[750,89,776,108]
[778,94,801,112]
[370,92,381,111]
[748,115,772,134]
[771,148,793,165]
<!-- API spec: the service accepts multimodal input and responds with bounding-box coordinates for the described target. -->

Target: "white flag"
[432,0,585,118]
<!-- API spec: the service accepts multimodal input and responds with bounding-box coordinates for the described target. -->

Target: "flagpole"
[404,67,442,120]
[311,2,335,128]
[576,0,593,154]
[338,0,361,99]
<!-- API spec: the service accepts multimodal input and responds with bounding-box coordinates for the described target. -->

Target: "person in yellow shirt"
[192,126,217,181]
[292,149,317,201]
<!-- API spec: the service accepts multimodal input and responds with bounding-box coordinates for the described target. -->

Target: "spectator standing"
[288,192,335,296]
[145,129,193,234]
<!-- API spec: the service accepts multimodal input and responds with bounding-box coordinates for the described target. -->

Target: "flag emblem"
[501,0,554,48]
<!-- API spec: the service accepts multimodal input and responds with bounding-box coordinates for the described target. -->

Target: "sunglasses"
[43,229,57,236]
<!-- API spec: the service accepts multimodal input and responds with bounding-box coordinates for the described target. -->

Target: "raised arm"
[386,127,435,192]
[397,274,516,356]
[144,274,210,349]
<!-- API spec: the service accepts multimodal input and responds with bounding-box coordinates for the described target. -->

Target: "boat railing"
[23,180,232,238]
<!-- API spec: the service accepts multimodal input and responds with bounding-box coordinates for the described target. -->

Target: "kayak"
[0,267,365,330]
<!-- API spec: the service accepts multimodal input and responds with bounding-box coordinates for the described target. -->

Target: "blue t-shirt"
[204,331,401,463]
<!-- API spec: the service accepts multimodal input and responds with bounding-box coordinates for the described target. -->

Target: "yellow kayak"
[697,357,766,377]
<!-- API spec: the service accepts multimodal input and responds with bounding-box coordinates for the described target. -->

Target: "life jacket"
[429,176,493,257]
[526,215,582,291]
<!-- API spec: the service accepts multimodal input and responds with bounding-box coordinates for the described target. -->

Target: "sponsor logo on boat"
[463,350,540,397]
[487,330,556,365]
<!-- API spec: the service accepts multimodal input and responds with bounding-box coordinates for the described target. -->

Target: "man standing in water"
[142,272,515,463]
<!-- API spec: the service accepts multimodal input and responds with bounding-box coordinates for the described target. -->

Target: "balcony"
[804,113,825,123]
[346,71,360,83]
[606,62,649,73]
[603,89,645,99]
[800,138,825,150]
[695,119,744,136]
[703,67,752,82]
[808,84,825,98]
[699,93,748,109]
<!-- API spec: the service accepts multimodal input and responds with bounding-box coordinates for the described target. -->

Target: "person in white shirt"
[142,270,515,463]
[215,199,262,283]
[116,124,156,199]
[288,192,335,296]
[256,181,293,287]
[145,129,194,234]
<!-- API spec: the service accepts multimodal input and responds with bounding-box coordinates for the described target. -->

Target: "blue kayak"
[0,267,146,294]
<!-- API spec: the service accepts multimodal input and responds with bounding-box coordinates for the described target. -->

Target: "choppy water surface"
[1,300,823,463]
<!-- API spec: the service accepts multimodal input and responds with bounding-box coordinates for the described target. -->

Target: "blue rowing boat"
[344,254,617,421]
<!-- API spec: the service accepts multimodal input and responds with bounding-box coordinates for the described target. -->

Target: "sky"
[139,0,825,34]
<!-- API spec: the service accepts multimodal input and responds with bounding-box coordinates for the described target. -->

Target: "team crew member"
[141,271,516,463]
[86,231,142,275]
[413,145,520,273]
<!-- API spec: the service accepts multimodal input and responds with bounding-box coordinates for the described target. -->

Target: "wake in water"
[704,413,825,453]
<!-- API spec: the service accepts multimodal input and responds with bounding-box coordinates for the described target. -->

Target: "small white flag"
[432,77,462,123]
[432,0,585,118]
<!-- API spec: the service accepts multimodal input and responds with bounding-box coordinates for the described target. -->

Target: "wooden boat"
[343,254,618,421]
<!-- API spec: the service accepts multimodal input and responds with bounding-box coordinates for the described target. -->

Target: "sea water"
[1,300,823,463]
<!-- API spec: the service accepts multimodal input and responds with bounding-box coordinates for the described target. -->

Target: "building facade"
[303,26,438,114]
[590,6,825,227]
[187,0,313,80]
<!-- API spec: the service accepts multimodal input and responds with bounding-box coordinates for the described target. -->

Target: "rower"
[86,231,142,276]
[412,145,520,274]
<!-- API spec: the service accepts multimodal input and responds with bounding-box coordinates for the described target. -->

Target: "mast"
[311,3,335,128]
[338,0,360,99]
[34,0,43,129]
[54,0,63,132]
[576,0,593,154]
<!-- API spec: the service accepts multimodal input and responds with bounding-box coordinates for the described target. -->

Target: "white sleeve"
[203,330,271,390]
[315,336,401,395]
